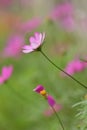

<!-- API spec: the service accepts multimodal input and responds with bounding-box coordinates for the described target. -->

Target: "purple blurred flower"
[3,34,24,58]
[0,0,12,7]
[0,65,13,84]
[62,59,87,76]
[43,103,62,117]
[51,3,73,19]
[47,95,56,107]
[33,85,44,93]
[23,32,45,53]
[19,17,42,33]
[33,85,56,107]
[50,2,75,31]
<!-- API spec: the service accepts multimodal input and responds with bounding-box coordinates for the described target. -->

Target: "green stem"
[40,50,87,89]
[51,106,65,130]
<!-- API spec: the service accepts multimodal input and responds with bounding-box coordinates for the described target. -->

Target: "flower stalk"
[40,50,87,90]
[33,85,65,130]
[51,106,65,130]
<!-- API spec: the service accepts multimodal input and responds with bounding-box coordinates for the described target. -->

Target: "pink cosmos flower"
[33,85,56,107]
[43,103,62,117]
[3,34,24,58]
[51,3,73,20]
[19,17,42,33]
[62,59,87,76]
[0,65,13,84]
[50,3,75,31]
[23,32,45,53]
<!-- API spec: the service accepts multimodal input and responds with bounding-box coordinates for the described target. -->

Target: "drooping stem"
[40,50,87,89]
[51,106,65,130]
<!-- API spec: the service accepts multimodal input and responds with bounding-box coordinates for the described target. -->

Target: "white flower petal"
[23,49,33,53]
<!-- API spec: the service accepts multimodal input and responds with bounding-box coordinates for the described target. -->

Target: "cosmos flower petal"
[41,32,45,44]
[29,37,36,44]
[43,103,62,116]
[33,85,44,93]
[23,49,33,53]
[22,45,33,53]
[31,42,40,49]
[23,45,31,50]
[38,33,42,43]
[47,95,56,107]
[2,65,13,80]
[34,32,40,41]
[30,33,41,47]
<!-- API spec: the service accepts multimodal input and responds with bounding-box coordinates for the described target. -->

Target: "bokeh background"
[0,0,87,130]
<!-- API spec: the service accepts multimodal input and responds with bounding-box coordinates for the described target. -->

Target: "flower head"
[33,85,56,107]
[23,32,45,53]
[50,2,75,31]
[3,35,24,58]
[19,17,42,33]
[0,65,13,84]
[51,3,73,20]
[62,59,87,76]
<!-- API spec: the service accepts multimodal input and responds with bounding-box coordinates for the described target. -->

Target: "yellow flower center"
[40,90,47,96]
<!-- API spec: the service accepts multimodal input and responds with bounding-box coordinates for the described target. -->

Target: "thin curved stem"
[51,106,65,130]
[40,50,87,89]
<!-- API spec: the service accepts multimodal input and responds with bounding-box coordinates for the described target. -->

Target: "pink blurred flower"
[23,32,45,53]
[50,3,75,31]
[74,60,84,71]
[63,63,75,75]
[33,85,56,107]
[43,103,62,117]
[3,34,24,58]
[0,0,12,7]
[47,95,56,107]
[62,59,87,76]
[0,65,13,84]
[19,17,42,33]
[33,85,44,93]
[61,16,75,31]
